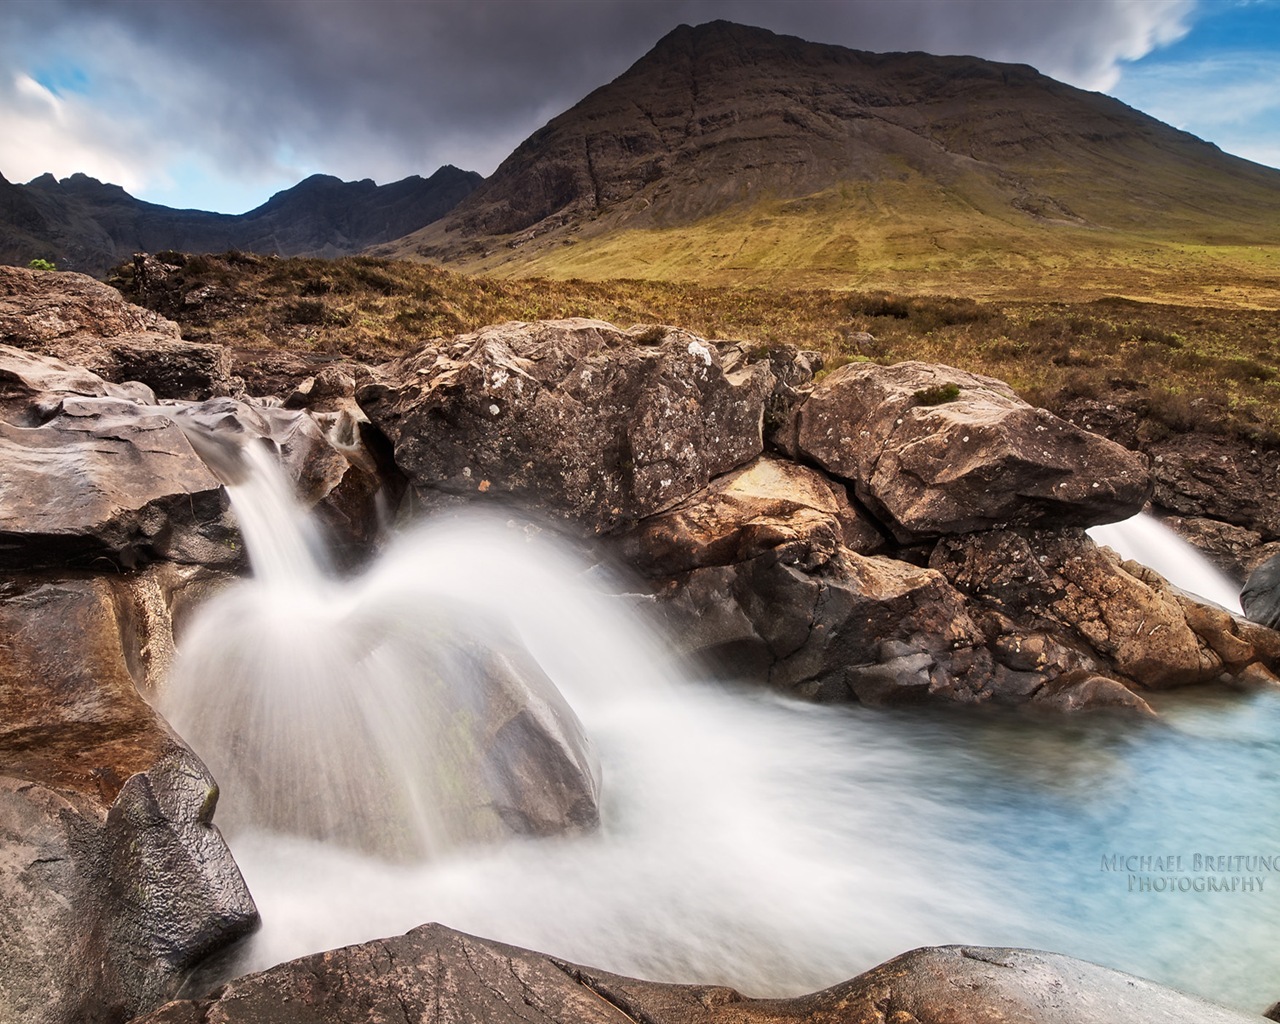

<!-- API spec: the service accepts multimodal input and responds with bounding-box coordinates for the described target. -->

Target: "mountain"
[378,21,1280,301]
[0,166,482,276]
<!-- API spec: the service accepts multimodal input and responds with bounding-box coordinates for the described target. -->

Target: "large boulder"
[0,265,232,400]
[1242,552,1280,630]
[0,346,388,570]
[0,571,256,1024]
[130,925,1265,1024]
[793,361,1151,541]
[357,319,773,532]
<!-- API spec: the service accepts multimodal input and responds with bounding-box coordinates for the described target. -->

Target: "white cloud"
[1112,52,1280,167]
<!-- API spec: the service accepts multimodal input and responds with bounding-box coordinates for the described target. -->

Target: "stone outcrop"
[0,265,233,399]
[0,345,387,570]
[357,319,773,532]
[0,571,256,1024]
[793,361,1151,541]
[131,924,1266,1024]
[1242,553,1280,630]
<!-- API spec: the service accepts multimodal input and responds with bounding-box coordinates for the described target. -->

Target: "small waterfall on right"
[1088,513,1243,614]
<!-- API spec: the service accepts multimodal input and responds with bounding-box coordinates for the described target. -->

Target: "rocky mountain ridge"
[379,20,1280,297]
[0,165,481,277]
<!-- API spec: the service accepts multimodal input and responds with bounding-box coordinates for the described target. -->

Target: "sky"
[1,0,1277,215]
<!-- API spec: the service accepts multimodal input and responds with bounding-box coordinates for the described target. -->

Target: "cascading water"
[1087,512,1243,614]
[165,437,1280,1014]
[162,435,600,861]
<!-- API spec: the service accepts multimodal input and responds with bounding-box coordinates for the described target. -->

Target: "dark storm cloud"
[0,0,1192,208]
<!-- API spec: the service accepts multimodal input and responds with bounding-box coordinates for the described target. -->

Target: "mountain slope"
[0,166,482,277]
[379,21,1280,302]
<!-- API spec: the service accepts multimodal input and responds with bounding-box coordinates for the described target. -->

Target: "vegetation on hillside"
[111,251,1280,442]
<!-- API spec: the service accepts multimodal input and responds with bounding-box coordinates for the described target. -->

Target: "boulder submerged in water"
[127,923,1268,1024]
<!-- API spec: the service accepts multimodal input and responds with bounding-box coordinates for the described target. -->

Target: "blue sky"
[0,0,1276,214]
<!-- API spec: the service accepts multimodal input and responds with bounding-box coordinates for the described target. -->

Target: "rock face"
[1242,553,1280,630]
[0,571,256,1024]
[358,319,772,532]
[794,361,1152,541]
[0,265,232,399]
[131,924,1266,1024]
[0,345,386,570]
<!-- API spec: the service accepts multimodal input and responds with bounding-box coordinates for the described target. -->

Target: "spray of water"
[162,437,600,861]
[1087,513,1242,614]
[163,433,1280,1011]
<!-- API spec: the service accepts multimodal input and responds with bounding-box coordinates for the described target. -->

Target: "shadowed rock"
[0,572,256,1024]
[129,924,1268,1024]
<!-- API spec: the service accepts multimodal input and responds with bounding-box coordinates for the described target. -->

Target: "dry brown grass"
[112,252,1280,442]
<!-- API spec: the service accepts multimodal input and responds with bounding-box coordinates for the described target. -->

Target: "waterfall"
[1087,513,1243,615]
[161,432,601,862]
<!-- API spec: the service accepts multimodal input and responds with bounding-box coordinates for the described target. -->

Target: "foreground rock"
[131,923,1265,1024]
[0,571,256,1024]
[0,265,232,400]
[357,319,773,532]
[793,361,1151,541]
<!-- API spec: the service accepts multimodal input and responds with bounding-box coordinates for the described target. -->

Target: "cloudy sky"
[1,0,1277,214]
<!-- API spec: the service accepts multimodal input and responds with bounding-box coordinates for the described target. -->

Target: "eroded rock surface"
[357,319,772,531]
[0,572,256,1024]
[131,925,1266,1024]
[794,361,1151,541]
[0,346,388,570]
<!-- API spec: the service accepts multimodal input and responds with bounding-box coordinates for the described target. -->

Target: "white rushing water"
[166,439,1280,1013]
[1088,513,1243,614]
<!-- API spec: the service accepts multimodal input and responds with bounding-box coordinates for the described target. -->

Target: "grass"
[110,251,1280,442]
[386,175,1280,310]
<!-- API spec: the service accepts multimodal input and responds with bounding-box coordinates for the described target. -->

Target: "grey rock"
[357,319,772,532]
[129,925,1267,1024]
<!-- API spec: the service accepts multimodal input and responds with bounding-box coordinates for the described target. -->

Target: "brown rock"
[795,361,1151,541]
[0,265,231,400]
[357,319,772,532]
[932,528,1279,694]
[0,572,256,1024]
[618,456,884,577]
[1148,434,1280,541]
[0,347,391,570]
[130,925,1265,1024]
[1160,514,1280,581]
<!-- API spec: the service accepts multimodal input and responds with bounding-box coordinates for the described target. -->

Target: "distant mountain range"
[4,20,1279,300]
[0,166,481,276]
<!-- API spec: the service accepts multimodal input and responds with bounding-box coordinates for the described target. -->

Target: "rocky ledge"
[132,922,1268,1024]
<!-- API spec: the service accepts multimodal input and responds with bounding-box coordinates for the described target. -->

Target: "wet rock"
[1161,514,1280,582]
[0,347,390,570]
[0,572,256,1024]
[357,319,773,532]
[932,528,1279,693]
[653,546,1001,707]
[1242,552,1280,630]
[0,265,231,400]
[795,361,1151,541]
[131,925,1265,1024]
[618,456,884,577]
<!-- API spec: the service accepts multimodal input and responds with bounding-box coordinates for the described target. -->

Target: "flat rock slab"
[131,924,1267,1024]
